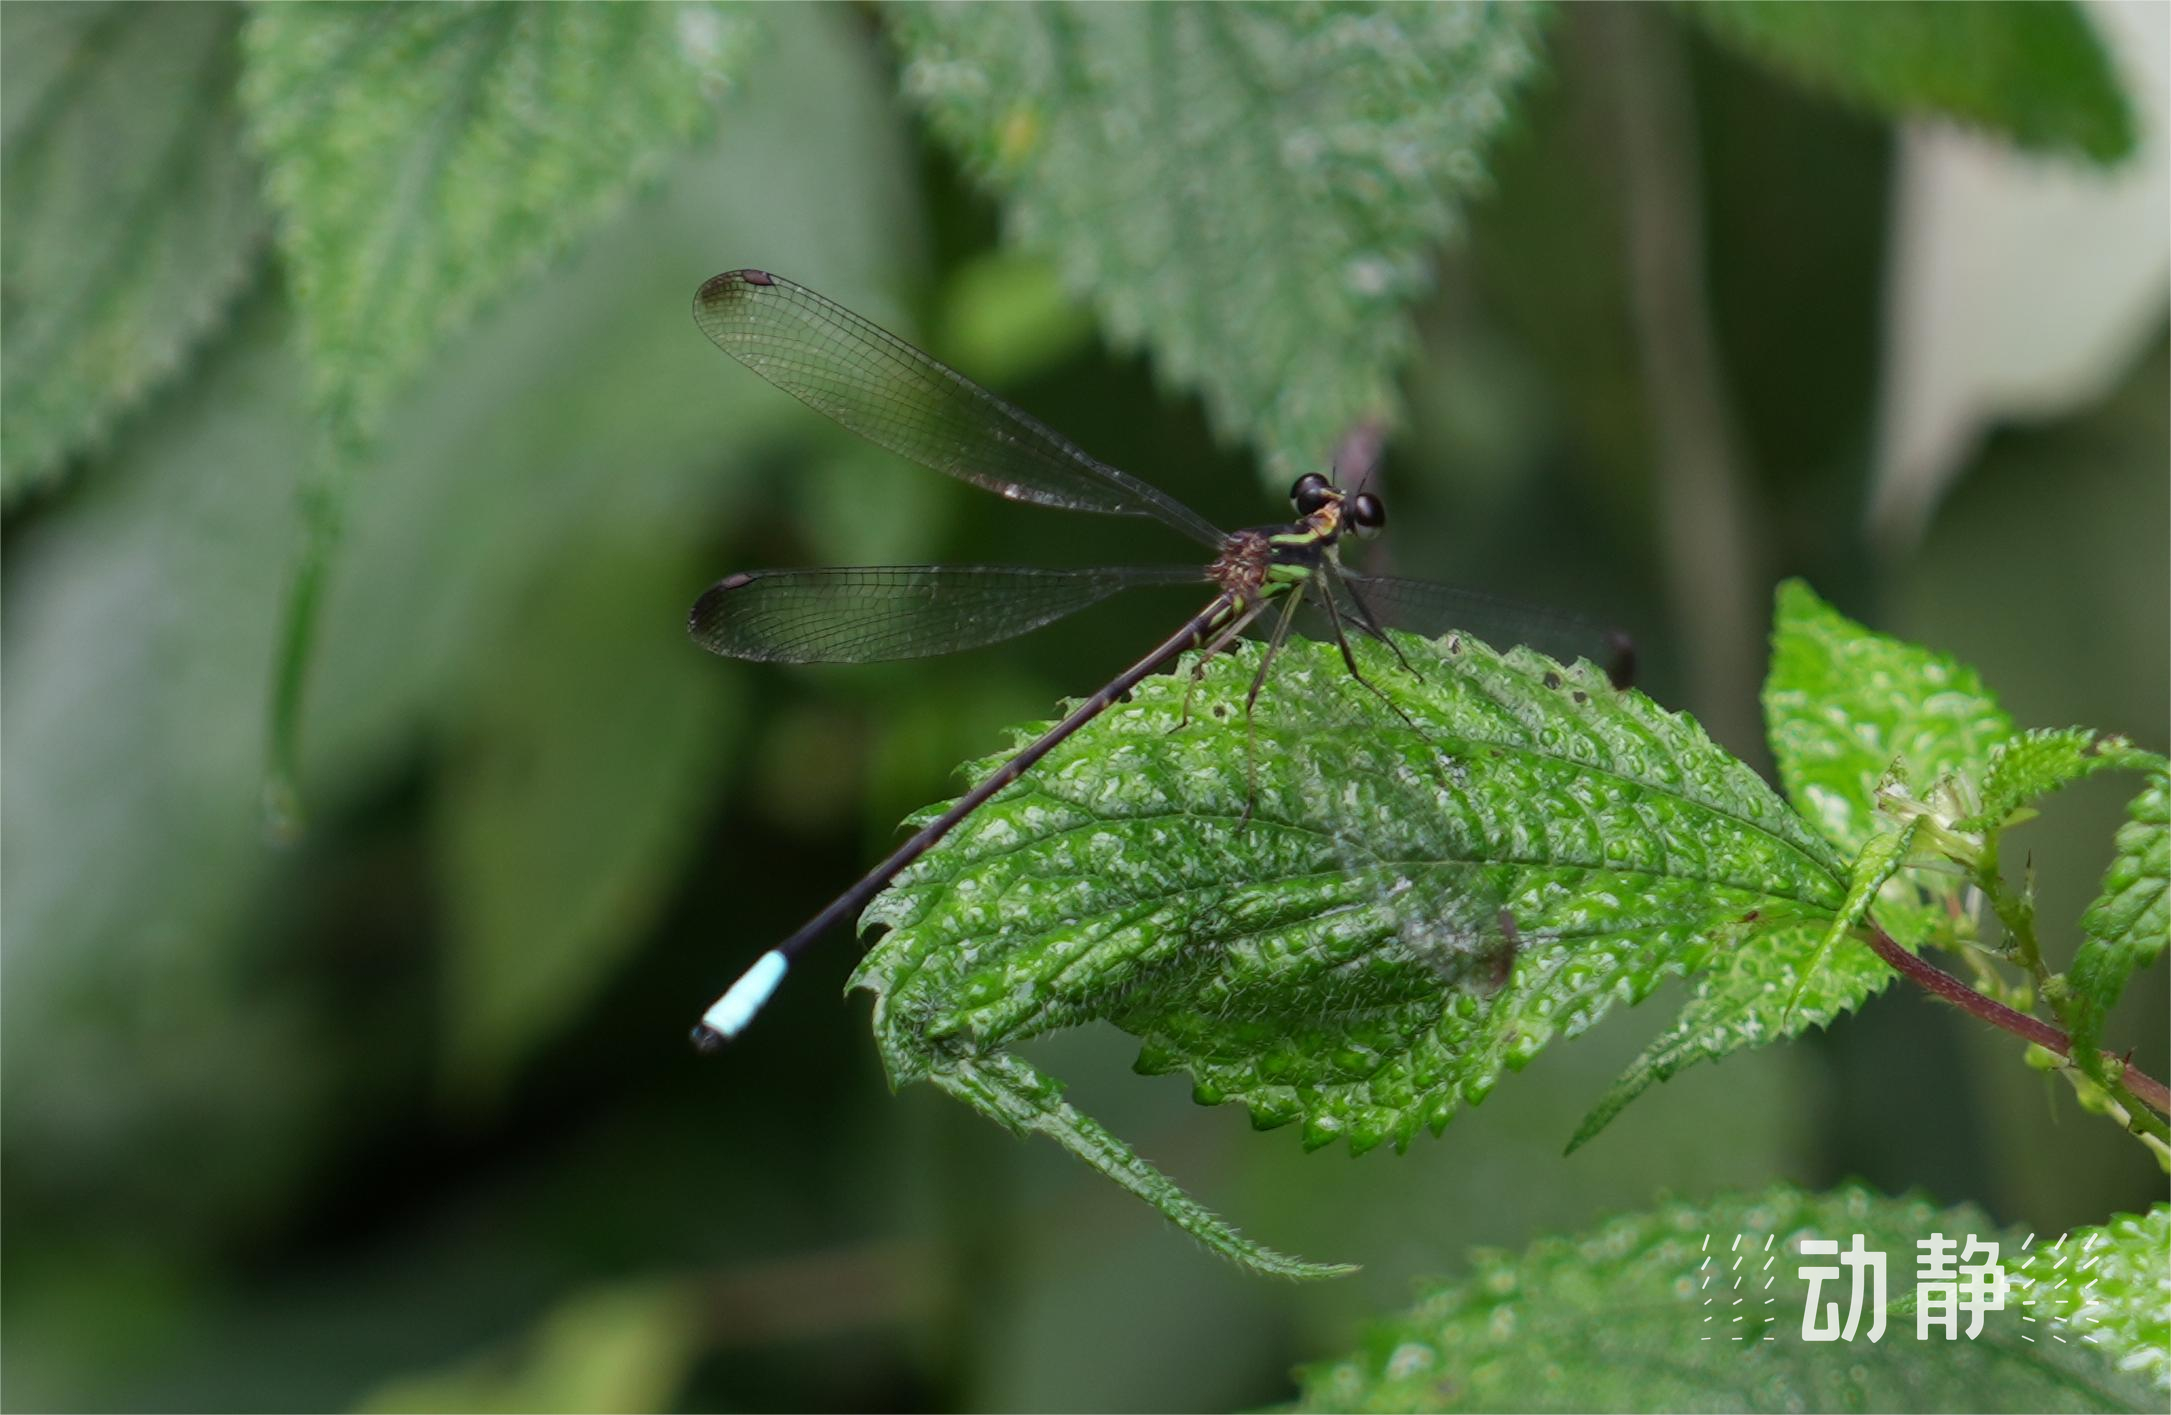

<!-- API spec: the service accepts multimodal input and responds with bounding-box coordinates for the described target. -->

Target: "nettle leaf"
[1765,578,2012,945]
[1785,822,1925,1021]
[1765,580,2014,854]
[2014,1205,2171,1393]
[1,0,266,500]
[1293,1185,2164,1412]
[240,0,756,440]
[1678,0,2134,166]
[1573,918,1886,1151]
[2068,772,2171,1082]
[891,1,1546,485]
[1580,583,2015,1147]
[1961,728,2167,833]
[852,631,1845,1275]
[1575,823,1926,1151]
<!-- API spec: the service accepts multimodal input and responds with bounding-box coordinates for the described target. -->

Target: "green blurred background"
[4,3,2165,1411]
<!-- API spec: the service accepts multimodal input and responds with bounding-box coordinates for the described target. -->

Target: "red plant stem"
[1866,926,2171,1117]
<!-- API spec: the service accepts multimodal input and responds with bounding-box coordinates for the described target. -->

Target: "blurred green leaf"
[241,1,760,819]
[935,251,1095,386]
[2,1,920,1241]
[240,0,756,441]
[853,630,1845,1273]
[892,1,1547,485]
[435,532,737,1095]
[1961,728,2167,833]
[357,1279,703,1414]
[1,296,332,1238]
[2014,1205,2171,1393]
[1679,0,2134,164]
[0,0,265,500]
[1292,1185,2164,1412]
[2069,772,2170,1084]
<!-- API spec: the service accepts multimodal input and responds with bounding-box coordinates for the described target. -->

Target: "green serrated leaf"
[1961,728,2167,833]
[1,0,266,500]
[1765,579,2012,946]
[1678,0,2134,165]
[2068,772,2171,1083]
[1612,581,2056,1151]
[1766,580,2013,853]
[1572,917,1896,1151]
[240,1,755,441]
[891,1,1546,485]
[1783,821,1922,1025]
[2014,1206,2171,1393]
[1575,816,1925,1153]
[853,630,1845,1270]
[1292,1184,2164,1412]
[435,533,736,1098]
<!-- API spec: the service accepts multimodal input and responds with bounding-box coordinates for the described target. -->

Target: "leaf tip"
[1567,1073,1644,1155]
[1773,576,1818,610]
[1293,1260,1362,1282]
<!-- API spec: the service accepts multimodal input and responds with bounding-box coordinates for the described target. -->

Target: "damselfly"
[685,269,1629,1047]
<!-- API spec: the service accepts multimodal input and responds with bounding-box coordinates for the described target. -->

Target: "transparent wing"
[693,271,1226,548]
[1334,571,1635,688]
[688,565,1205,664]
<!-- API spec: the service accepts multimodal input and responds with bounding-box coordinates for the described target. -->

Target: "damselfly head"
[1290,473,1386,540]
[1289,472,1334,516]
[1348,491,1385,538]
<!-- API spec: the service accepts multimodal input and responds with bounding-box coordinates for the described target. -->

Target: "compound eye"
[1349,491,1386,538]
[1289,472,1333,516]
